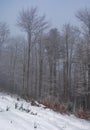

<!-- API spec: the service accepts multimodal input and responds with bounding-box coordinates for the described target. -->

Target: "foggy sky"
[0,0,90,35]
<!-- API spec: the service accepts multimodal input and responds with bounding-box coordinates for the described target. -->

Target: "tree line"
[0,7,90,112]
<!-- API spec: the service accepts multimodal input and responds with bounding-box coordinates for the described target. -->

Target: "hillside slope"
[0,93,90,130]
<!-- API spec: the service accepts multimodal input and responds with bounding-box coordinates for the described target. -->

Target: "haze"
[0,0,90,35]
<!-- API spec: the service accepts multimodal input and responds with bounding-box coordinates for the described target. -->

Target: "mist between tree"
[0,7,90,115]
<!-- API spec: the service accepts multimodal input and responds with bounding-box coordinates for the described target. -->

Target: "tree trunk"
[26,32,31,97]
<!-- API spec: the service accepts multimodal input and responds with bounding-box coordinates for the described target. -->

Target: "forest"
[0,7,90,114]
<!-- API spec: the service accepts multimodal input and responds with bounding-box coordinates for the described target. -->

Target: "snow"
[0,93,90,130]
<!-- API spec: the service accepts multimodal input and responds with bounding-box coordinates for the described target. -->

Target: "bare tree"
[76,8,90,110]
[62,24,80,103]
[17,7,48,97]
[76,8,90,35]
[0,22,9,52]
[44,28,60,101]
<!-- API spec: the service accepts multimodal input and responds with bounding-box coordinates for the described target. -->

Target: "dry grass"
[41,101,68,114]
[77,109,89,120]
[31,100,90,120]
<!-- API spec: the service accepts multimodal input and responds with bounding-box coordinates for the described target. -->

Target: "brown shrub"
[31,100,39,107]
[52,102,60,111]
[44,102,52,109]
[59,105,67,114]
[77,110,88,119]
[41,101,61,112]
[39,101,69,115]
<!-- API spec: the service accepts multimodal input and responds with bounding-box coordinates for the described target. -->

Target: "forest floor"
[0,92,90,130]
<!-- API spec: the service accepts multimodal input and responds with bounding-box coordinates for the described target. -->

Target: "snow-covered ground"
[0,93,90,130]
